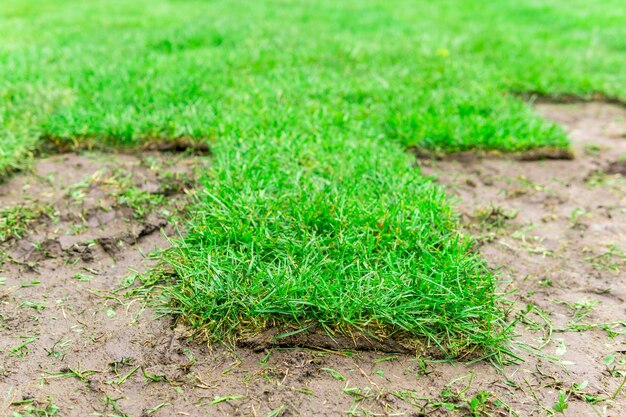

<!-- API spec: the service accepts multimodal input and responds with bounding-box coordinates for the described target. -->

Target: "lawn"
[1,0,624,358]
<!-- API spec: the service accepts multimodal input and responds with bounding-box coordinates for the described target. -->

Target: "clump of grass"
[10,399,60,417]
[0,203,54,242]
[117,188,165,220]
[584,244,626,272]
[472,205,518,230]
[65,166,170,220]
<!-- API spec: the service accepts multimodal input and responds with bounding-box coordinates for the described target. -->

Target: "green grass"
[1,0,625,357]
[4,0,625,171]
[0,203,54,242]
[164,134,504,355]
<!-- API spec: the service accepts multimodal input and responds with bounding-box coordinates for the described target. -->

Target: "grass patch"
[117,187,166,220]
[0,203,54,243]
[164,134,507,356]
[1,0,625,357]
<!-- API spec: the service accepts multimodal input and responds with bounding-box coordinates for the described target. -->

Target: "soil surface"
[1,103,626,417]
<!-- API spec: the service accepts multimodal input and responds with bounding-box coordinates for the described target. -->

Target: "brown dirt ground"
[1,103,626,417]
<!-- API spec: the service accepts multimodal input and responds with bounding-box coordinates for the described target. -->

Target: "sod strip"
[163,130,508,357]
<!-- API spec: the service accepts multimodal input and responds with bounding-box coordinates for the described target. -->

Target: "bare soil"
[1,103,626,417]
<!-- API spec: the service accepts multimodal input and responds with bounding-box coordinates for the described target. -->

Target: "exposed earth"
[1,103,626,416]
